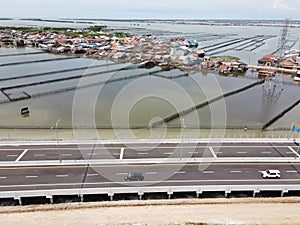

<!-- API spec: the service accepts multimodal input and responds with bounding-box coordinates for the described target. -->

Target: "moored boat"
[294,71,300,81]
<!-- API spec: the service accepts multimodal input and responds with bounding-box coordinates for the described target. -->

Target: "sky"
[1,0,300,20]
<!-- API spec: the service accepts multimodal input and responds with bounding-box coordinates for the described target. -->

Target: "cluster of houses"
[257,50,300,78]
[3,27,300,79]
[0,28,248,73]
[258,50,300,70]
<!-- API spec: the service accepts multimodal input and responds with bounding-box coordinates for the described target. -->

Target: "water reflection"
[1,44,300,130]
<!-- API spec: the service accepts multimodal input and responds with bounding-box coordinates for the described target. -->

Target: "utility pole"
[276,18,290,58]
[180,118,186,160]
[51,119,61,162]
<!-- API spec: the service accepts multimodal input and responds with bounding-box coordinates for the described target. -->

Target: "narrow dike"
[1,66,135,91]
[30,69,164,99]
[151,79,265,128]
[0,62,121,82]
[0,51,47,57]
[0,68,165,103]
[0,56,78,67]
[262,98,300,130]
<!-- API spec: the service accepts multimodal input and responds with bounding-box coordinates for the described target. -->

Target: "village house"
[0,27,244,73]
[258,54,278,66]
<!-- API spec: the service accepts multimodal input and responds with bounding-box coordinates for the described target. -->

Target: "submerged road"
[0,141,299,192]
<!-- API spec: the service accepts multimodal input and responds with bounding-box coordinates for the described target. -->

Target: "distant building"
[258,54,278,66]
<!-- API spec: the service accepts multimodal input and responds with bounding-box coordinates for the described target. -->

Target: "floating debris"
[20,107,30,118]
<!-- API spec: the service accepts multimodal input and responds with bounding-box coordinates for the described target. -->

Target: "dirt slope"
[1,198,300,225]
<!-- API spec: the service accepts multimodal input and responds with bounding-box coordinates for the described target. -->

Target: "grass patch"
[210,55,240,62]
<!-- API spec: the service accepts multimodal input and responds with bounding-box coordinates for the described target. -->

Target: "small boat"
[294,71,300,81]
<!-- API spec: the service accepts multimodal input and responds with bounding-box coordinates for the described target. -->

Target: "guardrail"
[0,138,298,146]
[2,184,300,205]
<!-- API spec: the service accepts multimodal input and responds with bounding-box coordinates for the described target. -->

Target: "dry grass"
[1,197,300,214]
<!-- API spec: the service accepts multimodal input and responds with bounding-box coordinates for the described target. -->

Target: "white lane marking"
[237,152,247,154]
[145,172,158,175]
[0,145,291,151]
[286,152,294,154]
[112,153,120,156]
[6,155,18,157]
[261,151,272,154]
[0,177,7,179]
[120,148,124,160]
[25,176,38,178]
[288,147,300,158]
[15,149,28,162]
[216,152,223,154]
[61,154,72,157]
[209,147,217,159]
[34,154,46,157]
[87,153,98,156]
[230,171,242,173]
[202,171,214,174]
[87,174,99,177]
[56,175,69,178]
[175,171,186,174]
[189,152,199,154]
[164,152,173,155]
[138,152,149,155]
[116,173,128,176]
[286,170,298,173]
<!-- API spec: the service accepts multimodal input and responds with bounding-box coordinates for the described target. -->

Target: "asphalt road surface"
[0,142,299,161]
[0,142,299,192]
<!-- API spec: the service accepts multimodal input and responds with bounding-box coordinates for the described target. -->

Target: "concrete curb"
[0,138,296,146]
[0,157,299,167]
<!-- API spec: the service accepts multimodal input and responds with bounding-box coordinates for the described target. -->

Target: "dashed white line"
[61,154,72,157]
[237,152,247,154]
[175,171,186,174]
[6,155,18,157]
[230,171,242,173]
[116,173,128,176]
[286,170,298,173]
[87,174,99,177]
[163,152,173,155]
[87,153,98,156]
[138,152,149,155]
[34,154,46,157]
[0,177,7,179]
[25,176,38,178]
[202,171,214,174]
[112,153,120,156]
[15,149,28,162]
[189,152,199,154]
[56,175,69,178]
[261,151,272,154]
[145,172,158,175]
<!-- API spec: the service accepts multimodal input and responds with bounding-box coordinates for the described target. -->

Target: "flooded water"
[1,19,300,133]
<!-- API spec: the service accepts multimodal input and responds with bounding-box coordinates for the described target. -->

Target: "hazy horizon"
[1,0,300,20]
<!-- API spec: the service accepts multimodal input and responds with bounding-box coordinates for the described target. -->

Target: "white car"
[261,169,281,179]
